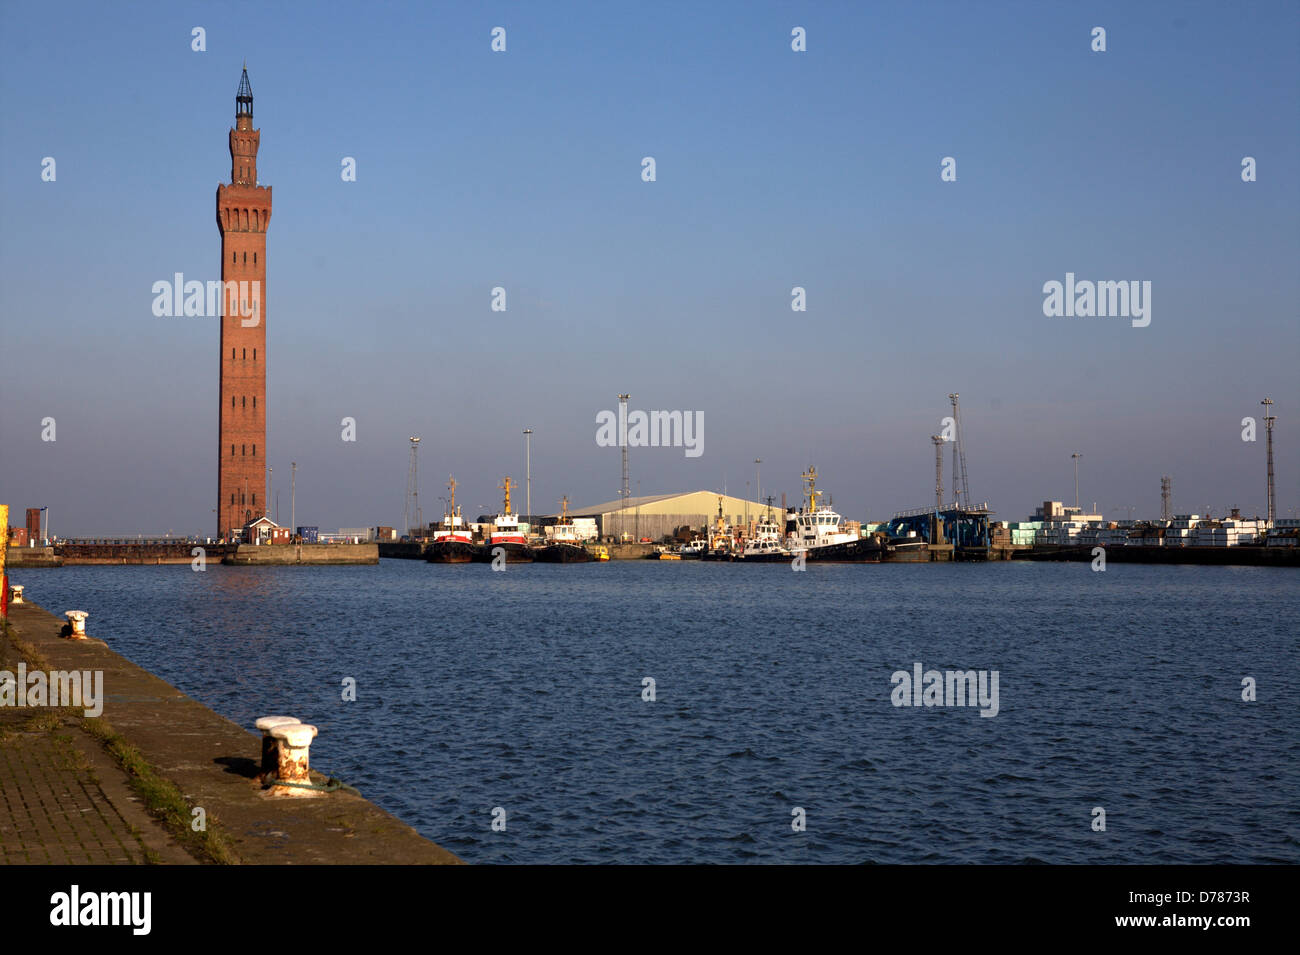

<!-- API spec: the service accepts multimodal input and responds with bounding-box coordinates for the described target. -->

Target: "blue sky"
[2,0,1297,535]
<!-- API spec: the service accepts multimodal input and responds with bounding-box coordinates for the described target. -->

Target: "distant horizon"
[2,1,1297,536]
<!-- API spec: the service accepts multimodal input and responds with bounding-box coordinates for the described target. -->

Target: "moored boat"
[534,496,592,562]
[884,531,929,562]
[472,477,533,563]
[786,467,884,562]
[738,511,792,561]
[677,538,706,559]
[702,495,739,560]
[426,476,478,563]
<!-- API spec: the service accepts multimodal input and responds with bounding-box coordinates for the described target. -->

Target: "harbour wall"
[6,546,63,568]
[1,597,461,863]
[222,542,378,565]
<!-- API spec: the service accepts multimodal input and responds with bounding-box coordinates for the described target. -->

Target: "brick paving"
[0,729,143,864]
[0,635,196,865]
[1,599,461,864]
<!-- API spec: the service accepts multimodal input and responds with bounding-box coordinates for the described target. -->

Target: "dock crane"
[948,393,972,507]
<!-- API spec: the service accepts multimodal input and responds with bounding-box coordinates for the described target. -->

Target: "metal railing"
[890,502,992,519]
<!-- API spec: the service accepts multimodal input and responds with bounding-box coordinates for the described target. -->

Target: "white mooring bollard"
[254,716,302,779]
[267,723,320,797]
[64,610,89,639]
[8,585,24,605]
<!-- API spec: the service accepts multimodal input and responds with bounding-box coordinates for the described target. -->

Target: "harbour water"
[16,561,1299,864]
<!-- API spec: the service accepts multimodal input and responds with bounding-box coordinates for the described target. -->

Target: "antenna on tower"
[1160,475,1172,522]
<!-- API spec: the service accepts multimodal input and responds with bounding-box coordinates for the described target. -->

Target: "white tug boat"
[786,467,883,562]
[677,538,706,558]
[536,497,592,562]
[426,476,476,563]
[741,511,791,560]
[473,477,533,563]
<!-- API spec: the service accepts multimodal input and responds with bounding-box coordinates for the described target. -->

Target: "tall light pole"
[291,462,296,537]
[523,428,533,522]
[754,458,762,514]
[1072,452,1082,510]
[1261,398,1275,526]
[618,394,630,540]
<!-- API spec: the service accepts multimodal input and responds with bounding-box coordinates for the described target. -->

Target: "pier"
[1,599,459,864]
[6,540,377,567]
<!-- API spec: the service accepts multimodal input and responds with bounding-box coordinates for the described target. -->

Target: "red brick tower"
[216,65,271,540]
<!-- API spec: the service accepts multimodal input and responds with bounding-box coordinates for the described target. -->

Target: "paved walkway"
[0,631,195,864]
[1,599,461,864]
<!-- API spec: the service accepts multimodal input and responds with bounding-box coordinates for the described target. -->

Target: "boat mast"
[499,477,514,516]
[803,467,821,512]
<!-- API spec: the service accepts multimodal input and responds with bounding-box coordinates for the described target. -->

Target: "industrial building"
[560,491,779,541]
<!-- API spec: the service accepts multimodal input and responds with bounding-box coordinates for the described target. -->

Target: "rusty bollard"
[267,723,319,797]
[8,585,23,605]
[63,610,89,639]
[254,716,301,780]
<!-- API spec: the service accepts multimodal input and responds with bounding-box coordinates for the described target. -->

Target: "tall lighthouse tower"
[216,64,271,540]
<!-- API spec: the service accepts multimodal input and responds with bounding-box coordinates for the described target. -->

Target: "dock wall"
[2,598,460,864]
[222,542,378,565]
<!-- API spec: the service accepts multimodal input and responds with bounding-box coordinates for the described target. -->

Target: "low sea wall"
[1,597,460,864]
[222,542,378,565]
[6,546,62,568]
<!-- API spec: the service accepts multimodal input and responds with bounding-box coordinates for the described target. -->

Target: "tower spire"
[236,64,253,119]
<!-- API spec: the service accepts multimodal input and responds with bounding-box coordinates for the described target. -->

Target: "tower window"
[252,444,256,457]
[232,348,236,360]
[253,252,257,264]
[242,395,246,408]
[253,348,257,360]
[242,445,245,456]
[231,494,235,505]
[243,348,246,359]
[231,445,235,457]
[231,396,235,408]
[252,396,257,408]
[252,493,256,505]
[232,251,236,264]
[243,252,247,264]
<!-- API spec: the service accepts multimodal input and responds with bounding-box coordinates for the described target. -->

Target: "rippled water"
[15,560,1299,864]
